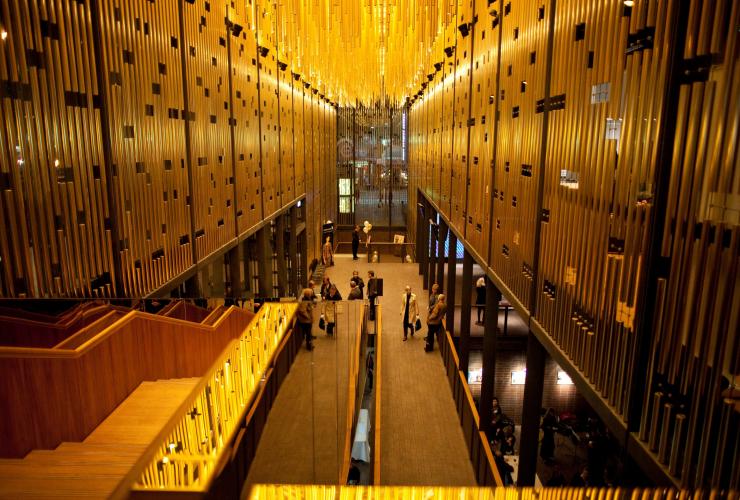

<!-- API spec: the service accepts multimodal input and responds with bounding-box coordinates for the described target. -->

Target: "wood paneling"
[466,0,501,260]
[408,0,738,488]
[489,0,550,311]
[99,0,192,297]
[278,64,295,204]
[451,0,474,233]
[0,1,333,298]
[0,0,112,298]
[0,306,254,458]
[182,0,234,261]
[259,43,280,218]
[230,4,263,235]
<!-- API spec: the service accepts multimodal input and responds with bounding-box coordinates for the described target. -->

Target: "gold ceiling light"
[253,0,458,106]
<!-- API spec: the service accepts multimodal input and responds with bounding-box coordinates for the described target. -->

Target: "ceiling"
[248,0,459,105]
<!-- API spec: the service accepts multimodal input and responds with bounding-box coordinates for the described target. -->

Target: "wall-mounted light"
[557,371,574,385]
[623,0,634,6]
[1,31,8,41]
[467,368,483,385]
[511,369,526,385]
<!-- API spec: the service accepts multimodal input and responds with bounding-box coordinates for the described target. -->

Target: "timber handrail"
[0,301,117,348]
[53,310,126,349]
[0,306,256,458]
[0,305,248,359]
[123,303,298,494]
[440,323,504,487]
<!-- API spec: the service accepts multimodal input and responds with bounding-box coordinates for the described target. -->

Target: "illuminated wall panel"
[278,64,294,204]
[98,0,192,297]
[450,0,474,233]
[488,0,550,310]
[0,0,112,298]
[408,0,739,489]
[182,0,234,260]
[231,5,263,235]
[258,43,280,218]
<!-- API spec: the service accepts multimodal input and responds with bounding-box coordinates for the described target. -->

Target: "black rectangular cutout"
[575,23,586,41]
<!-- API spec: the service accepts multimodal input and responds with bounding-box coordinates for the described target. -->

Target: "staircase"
[0,378,199,498]
[311,263,326,285]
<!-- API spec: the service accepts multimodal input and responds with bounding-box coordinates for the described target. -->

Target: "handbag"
[415,317,422,331]
[319,315,325,330]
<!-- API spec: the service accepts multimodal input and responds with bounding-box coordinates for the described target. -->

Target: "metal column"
[418,199,428,287]
[479,277,501,433]
[256,225,273,297]
[289,206,299,296]
[518,331,547,486]
[275,214,288,296]
[459,248,474,375]
[227,245,242,301]
[428,219,437,290]
[446,230,457,334]
[437,219,448,291]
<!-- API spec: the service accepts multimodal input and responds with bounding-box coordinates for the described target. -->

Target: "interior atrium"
[0,0,737,498]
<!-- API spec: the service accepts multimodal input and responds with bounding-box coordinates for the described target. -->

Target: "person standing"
[320,276,332,300]
[348,280,362,300]
[540,407,558,463]
[428,283,440,314]
[400,285,419,341]
[322,236,334,267]
[476,276,486,324]
[352,270,365,298]
[352,225,360,260]
[367,270,378,321]
[297,289,315,351]
[322,284,342,336]
[425,294,446,352]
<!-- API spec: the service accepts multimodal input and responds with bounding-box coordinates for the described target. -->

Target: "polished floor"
[329,254,476,486]
[242,301,360,493]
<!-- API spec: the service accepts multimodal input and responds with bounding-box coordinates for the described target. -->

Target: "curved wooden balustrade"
[0,301,118,348]
[161,301,215,323]
[0,306,255,458]
[125,303,298,495]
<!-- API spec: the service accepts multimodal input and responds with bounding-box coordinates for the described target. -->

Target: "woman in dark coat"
[540,408,558,462]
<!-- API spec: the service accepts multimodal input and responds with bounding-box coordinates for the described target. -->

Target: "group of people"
[295,270,380,351]
[400,282,447,352]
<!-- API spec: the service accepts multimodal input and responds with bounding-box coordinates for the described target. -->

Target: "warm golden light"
[257,0,458,105]
[134,303,297,491]
[1,31,7,41]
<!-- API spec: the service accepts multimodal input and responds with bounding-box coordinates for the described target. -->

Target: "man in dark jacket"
[348,280,363,300]
[367,270,378,320]
[352,270,365,298]
[352,225,360,260]
[296,289,315,350]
